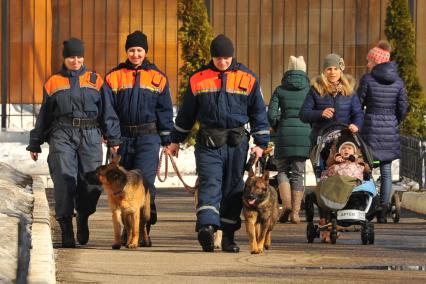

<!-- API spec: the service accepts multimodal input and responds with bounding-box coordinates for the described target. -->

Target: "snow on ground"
[0,130,404,189]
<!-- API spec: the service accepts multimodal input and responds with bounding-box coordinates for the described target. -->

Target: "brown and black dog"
[96,155,151,249]
[243,169,279,254]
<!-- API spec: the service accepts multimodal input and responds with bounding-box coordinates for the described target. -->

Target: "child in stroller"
[305,124,377,244]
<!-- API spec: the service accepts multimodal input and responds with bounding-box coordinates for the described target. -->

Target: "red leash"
[157,147,198,194]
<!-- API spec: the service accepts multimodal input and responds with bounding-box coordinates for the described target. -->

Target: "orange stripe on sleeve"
[106,69,135,91]
[139,69,167,93]
[44,75,70,96]
[226,70,255,95]
[79,72,104,91]
[190,69,221,95]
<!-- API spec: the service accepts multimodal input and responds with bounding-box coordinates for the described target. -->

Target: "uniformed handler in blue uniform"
[166,34,270,253]
[104,31,174,244]
[27,38,121,248]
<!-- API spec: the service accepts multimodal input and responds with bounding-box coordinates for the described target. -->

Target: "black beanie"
[125,31,148,53]
[62,37,84,58]
[210,34,234,57]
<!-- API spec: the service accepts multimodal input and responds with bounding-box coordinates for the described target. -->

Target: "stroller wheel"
[391,194,401,223]
[330,219,337,244]
[361,223,369,245]
[304,193,315,223]
[368,223,375,244]
[307,222,316,243]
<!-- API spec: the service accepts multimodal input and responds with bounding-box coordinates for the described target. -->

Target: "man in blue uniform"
[27,38,121,247]
[167,34,270,253]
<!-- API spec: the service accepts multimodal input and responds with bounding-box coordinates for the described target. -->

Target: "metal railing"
[400,135,426,189]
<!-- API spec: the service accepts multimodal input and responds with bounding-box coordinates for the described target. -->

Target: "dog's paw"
[251,249,261,254]
[112,243,121,250]
[127,243,138,249]
[139,237,152,247]
[214,230,222,249]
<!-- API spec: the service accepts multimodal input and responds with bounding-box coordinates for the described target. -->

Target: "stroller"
[305,123,377,245]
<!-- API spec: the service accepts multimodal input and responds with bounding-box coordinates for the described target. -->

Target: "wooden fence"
[1,0,425,107]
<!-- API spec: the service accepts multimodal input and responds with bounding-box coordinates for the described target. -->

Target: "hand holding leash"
[165,143,180,158]
[250,146,264,163]
[30,152,38,161]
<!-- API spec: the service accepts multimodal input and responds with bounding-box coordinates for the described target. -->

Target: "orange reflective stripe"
[190,69,221,95]
[239,75,251,90]
[225,70,255,95]
[152,73,163,87]
[79,72,103,91]
[106,69,135,92]
[44,75,70,96]
[139,69,166,93]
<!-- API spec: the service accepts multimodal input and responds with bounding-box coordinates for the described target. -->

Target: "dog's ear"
[262,170,270,182]
[110,154,122,165]
[248,167,255,177]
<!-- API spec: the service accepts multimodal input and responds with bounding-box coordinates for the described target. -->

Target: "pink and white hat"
[367,46,390,65]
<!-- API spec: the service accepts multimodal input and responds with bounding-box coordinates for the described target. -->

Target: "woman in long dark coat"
[357,41,408,223]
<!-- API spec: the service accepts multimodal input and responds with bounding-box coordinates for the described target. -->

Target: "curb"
[27,175,56,284]
[401,192,426,216]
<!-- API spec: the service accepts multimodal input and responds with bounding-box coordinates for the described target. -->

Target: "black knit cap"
[210,34,234,57]
[62,37,84,58]
[125,31,148,52]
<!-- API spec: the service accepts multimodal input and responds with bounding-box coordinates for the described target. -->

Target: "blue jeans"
[379,161,392,206]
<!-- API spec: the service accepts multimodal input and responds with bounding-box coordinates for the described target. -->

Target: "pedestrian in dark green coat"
[267,56,311,224]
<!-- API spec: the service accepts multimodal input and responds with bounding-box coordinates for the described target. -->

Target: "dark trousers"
[48,128,103,219]
[194,136,249,232]
[118,135,160,224]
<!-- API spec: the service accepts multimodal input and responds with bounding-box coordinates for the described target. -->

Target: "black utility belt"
[121,122,158,137]
[199,126,247,148]
[60,117,99,128]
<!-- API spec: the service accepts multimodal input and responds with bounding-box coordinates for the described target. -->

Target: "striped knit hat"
[367,41,391,64]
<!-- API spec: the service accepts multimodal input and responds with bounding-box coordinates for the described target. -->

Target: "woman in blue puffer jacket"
[357,41,408,223]
[299,53,364,145]
[299,53,363,242]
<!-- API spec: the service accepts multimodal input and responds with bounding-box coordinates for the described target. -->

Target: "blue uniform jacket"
[357,61,408,161]
[104,60,174,145]
[172,60,270,147]
[27,65,121,152]
[299,80,364,144]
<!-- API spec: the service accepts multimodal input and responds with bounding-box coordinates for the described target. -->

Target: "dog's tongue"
[248,199,256,205]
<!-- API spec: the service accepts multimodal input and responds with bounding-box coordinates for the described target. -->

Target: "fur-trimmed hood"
[311,73,357,95]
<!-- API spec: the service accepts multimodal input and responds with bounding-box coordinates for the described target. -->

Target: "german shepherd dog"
[96,155,151,249]
[243,169,279,254]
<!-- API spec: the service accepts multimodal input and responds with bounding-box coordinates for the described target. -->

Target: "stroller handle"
[317,122,350,137]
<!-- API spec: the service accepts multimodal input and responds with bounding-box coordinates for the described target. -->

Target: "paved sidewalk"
[26,171,426,283]
[47,187,426,284]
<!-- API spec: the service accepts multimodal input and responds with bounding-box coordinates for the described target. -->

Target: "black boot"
[76,214,89,245]
[376,204,388,224]
[197,225,215,252]
[57,217,76,248]
[221,230,240,253]
[279,209,292,223]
